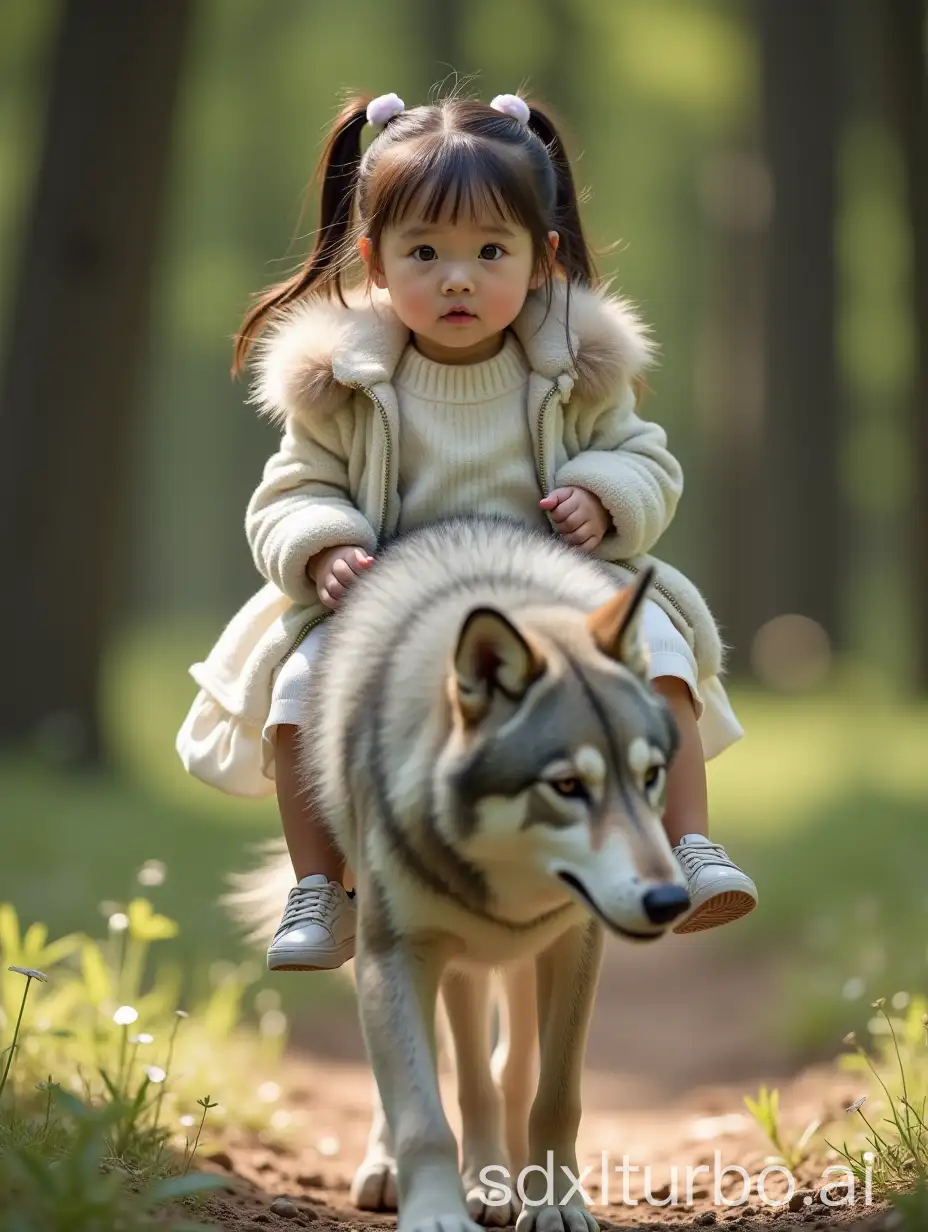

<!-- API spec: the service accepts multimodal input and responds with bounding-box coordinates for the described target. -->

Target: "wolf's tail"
[221,838,294,946]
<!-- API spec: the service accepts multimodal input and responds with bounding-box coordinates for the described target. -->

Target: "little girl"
[176,88,757,970]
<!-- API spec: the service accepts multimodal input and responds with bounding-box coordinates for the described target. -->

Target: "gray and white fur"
[230,514,690,1232]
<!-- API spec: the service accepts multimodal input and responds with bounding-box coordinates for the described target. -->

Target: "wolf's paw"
[465,1178,522,1227]
[350,1156,397,1211]
[515,1205,598,1232]
[400,1217,483,1232]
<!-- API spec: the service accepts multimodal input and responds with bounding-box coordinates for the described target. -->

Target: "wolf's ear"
[587,567,653,678]
[452,607,543,726]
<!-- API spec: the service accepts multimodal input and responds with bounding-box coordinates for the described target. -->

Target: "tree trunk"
[696,148,769,676]
[0,0,191,763]
[881,0,928,691]
[756,0,842,656]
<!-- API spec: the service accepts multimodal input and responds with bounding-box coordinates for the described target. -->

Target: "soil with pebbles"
[184,1055,899,1231]
[180,930,906,1231]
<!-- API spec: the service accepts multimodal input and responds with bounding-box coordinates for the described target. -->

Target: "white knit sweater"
[393,331,552,536]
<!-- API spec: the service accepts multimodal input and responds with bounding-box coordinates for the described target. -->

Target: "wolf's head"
[438,568,690,942]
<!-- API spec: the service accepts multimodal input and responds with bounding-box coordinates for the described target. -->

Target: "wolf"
[231,513,691,1232]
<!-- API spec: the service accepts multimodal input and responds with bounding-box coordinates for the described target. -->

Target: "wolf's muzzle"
[554,869,674,942]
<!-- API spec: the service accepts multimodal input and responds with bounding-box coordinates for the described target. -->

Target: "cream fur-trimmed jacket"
[176,278,725,797]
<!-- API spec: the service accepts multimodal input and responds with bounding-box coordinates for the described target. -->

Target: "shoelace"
[676,841,733,873]
[276,883,342,934]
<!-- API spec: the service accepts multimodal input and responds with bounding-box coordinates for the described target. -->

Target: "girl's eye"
[412,246,437,261]
[480,244,504,260]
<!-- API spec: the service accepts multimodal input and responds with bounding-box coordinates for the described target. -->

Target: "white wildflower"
[7,966,47,982]
[137,859,166,887]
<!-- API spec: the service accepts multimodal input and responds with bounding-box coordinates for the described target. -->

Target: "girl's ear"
[529,230,560,289]
[359,236,387,289]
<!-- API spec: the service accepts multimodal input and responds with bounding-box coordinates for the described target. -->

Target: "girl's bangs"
[373,139,546,234]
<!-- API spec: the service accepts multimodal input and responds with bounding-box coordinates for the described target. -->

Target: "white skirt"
[263,598,743,767]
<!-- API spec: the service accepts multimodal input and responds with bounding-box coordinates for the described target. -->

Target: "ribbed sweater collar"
[393,331,528,404]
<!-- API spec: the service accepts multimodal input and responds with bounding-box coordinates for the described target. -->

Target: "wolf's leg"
[350,1078,397,1211]
[354,924,480,1232]
[352,953,453,1212]
[491,960,537,1183]
[441,968,520,1226]
[516,921,604,1232]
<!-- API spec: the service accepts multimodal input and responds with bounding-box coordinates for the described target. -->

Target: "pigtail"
[526,104,596,287]
[231,95,372,375]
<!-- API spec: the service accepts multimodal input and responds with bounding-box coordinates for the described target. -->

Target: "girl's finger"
[565,522,593,545]
[558,507,587,533]
[325,573,348,598]
[550,494,580,522]
[331,559,359,584]
[539,487,574,510]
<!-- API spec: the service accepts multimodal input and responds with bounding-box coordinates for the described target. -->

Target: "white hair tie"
[366,93,405,126]
[490,93,531,125]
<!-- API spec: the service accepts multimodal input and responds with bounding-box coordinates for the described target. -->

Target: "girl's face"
[360,213,558,364]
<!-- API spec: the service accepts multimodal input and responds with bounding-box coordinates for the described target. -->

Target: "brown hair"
[231,90,598,375]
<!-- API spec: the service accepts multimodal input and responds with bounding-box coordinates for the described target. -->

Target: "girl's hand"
[540,486,610,552]
[307,544,374,609]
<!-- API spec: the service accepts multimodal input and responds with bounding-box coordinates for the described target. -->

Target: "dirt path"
[189,932,902,1231]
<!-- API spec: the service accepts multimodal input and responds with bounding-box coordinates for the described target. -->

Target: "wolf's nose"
[642,885,690,925]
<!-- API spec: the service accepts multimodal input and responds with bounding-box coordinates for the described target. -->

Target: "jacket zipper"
[617,559,691,628]
[345,380,393,541]
[538,379,692,633]
[536,381,557,497]
[278,381,393,666]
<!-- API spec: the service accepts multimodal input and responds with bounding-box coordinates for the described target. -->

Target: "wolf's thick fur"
[231,515,690,1232]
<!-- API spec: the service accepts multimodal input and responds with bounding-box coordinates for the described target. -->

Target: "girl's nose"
[442,266,474,293]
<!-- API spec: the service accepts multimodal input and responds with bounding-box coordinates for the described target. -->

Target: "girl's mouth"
[442,308,477,323]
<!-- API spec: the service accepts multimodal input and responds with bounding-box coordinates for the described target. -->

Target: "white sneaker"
[266,874,356,971]
[671,834,757,934]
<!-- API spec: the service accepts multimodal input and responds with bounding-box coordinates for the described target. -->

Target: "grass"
[0,909,275,1229]
[831,996,928,1195]
[740,997,928,1226]
[700,679,928,1052]
[0,896,292,1141]
[0,1090,227,1231]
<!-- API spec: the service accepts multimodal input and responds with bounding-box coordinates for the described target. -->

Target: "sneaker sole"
[672,890,756,934]
[267,940,355,972]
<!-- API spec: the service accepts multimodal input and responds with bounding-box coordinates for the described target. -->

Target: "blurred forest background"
[0,0,925,1076]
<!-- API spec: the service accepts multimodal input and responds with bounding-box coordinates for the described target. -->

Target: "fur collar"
[249,278,657,426]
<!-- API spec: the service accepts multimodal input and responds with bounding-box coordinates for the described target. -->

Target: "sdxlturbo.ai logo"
[477,1150,874,1210]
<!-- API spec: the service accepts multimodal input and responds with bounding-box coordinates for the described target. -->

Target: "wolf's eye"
[551,777,587,799]
[643,765,664,791]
